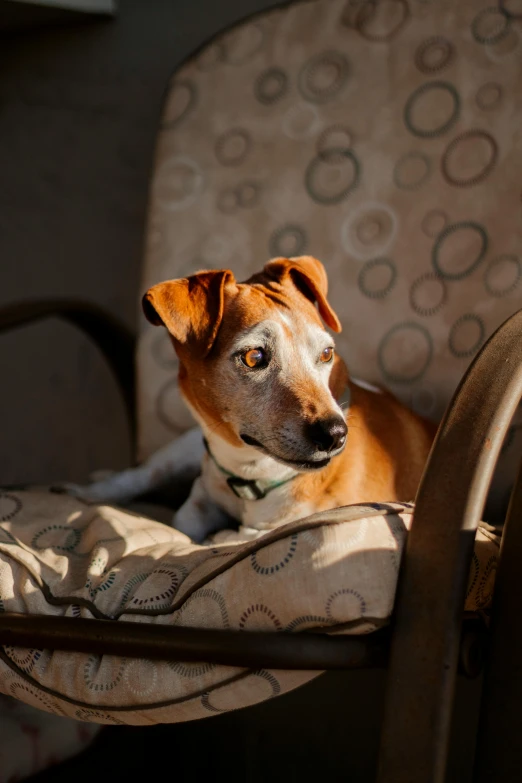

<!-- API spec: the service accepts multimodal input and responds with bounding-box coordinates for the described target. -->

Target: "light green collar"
[203,438,297,501]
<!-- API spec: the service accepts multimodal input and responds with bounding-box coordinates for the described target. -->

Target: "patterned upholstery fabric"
[0,489,498,725]
[137,0,522,506]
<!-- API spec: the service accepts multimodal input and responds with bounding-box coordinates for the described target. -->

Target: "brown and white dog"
[69,256,435,543]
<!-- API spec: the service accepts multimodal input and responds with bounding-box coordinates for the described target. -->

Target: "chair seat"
[0,488,497,725]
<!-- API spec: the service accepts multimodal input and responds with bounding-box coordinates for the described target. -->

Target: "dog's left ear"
[263,256,341,333]
[142,269,235,357]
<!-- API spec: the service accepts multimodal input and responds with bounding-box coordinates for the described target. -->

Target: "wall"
[0,0,281,483]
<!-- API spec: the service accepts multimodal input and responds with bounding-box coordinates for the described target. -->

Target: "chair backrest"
[137,0,522,507]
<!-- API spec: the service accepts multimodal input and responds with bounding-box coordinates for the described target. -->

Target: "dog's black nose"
[306,416,347,452]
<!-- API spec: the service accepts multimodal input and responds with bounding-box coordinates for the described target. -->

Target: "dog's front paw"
[59,482,100,503]
[206,529,241,545]
[172,514,214,545]
[57,470,138,506]
[89,469,116,482]
[208,527,265,545]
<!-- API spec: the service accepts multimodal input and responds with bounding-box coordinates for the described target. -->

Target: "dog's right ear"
[263,255,341,333]
[142,269,235,357]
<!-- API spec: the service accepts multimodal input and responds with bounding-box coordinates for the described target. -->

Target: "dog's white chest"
[202,459,312,532]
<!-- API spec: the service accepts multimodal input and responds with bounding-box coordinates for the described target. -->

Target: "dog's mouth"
[240,433,343,471]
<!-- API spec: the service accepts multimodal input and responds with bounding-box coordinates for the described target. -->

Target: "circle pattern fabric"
[0,489,499,725]
[137,0,522,505]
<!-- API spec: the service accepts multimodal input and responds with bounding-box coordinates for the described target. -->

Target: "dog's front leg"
[64,427,204,505]
[173,476,237,544]
[209,526,266,545]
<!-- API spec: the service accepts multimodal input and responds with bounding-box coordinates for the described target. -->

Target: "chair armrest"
[377,308,522,783]
[0,611,484,674]
[0,299,136,441]
[0,612,391,671]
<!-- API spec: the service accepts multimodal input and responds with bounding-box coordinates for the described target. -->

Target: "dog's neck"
[182,395,298,482]
[202,428,297,483]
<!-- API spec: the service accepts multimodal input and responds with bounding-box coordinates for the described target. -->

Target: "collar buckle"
[226,476,267,501]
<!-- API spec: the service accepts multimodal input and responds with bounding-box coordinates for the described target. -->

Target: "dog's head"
[143,256,348,471]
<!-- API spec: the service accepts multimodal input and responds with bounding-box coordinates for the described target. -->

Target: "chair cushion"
[0,488,498,725]
[136,0,522,505]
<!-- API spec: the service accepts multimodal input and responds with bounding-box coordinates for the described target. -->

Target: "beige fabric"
[0,489,498,724]
[137,0,522,504]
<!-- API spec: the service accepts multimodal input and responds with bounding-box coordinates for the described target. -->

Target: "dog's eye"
[320,347,334,363]
[242,348,266,368]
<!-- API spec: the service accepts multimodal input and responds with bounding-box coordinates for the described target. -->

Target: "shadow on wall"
[0,0,283,486]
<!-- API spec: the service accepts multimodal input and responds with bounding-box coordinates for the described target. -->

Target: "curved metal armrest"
[0,612,483,675]
[0,299,136,440]
[378,308,522,783]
